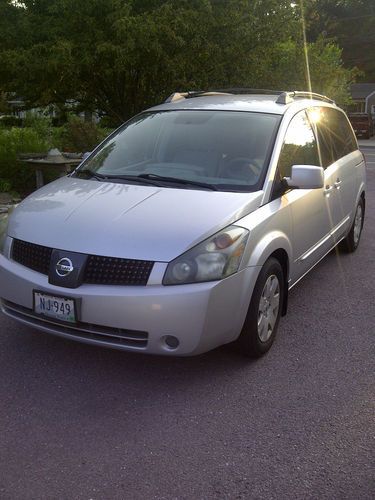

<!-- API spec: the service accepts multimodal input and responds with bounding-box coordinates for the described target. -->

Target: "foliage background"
[0,116,109,194]
[0,0,361,122]
[0,0,372,194]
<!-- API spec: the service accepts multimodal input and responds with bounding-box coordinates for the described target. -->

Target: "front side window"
[276,110,320,180]
[272,110,320,199]
[75,110,281,192]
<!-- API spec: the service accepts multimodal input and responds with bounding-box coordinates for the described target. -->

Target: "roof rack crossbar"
[212,88,285,95]
[165,89,335,105]
[164,91,228,103]
[165,88,285,103]
[164,92,191,103]
[276,91,335,105]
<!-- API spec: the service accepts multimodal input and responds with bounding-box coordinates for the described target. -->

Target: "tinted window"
[277,110,320,179]
[79,110,281,192]
[308,107,357,168]
[333,110,357,156]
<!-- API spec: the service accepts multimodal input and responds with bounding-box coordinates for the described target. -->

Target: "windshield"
[75,110,281,192]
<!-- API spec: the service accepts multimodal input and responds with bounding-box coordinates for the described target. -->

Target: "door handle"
[324,185,334,196]
[334,179,342,189]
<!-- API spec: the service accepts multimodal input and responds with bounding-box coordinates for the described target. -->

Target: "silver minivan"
[0,90,366,357]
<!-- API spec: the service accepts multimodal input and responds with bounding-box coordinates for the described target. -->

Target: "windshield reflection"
[76,110,281,192]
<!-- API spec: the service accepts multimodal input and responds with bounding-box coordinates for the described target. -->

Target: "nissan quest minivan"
[0,90,366,357]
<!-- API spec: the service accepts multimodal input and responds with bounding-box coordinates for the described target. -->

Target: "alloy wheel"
[353,203,363,246]
[257,274,280,342]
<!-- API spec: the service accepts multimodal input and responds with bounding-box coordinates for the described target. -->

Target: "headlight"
[0,213,9,255]
[163,225,249,285]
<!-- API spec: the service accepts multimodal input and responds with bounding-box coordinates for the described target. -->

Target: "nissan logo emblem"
[55,257,74,277]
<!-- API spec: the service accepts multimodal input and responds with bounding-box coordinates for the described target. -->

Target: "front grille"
[12,239,53,275]
[1,300,148,349]
[11,239,154,286]
[85,255,154,285]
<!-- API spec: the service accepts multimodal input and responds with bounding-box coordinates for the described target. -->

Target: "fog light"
[164,335,179,349]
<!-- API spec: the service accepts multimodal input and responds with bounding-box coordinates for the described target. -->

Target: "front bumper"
[0,252,260,356]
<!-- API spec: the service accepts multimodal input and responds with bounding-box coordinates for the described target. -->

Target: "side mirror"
[284,165,324,189]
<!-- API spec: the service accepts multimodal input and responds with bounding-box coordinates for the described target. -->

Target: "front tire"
[339,197,364,253]
[237,257,284,358]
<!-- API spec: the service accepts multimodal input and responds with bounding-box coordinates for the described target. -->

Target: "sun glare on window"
[309,109,322,124]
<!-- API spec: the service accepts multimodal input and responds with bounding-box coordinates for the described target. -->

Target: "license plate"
[34,291,76,323]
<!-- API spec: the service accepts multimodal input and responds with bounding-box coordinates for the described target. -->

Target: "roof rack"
[276,91,335,105]
[164,89,335,105]
[164,91,232,103]
[164,88,283,103]
[212,88,284,95]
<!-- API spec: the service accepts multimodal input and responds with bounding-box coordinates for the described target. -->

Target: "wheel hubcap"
[353,204,363,246]
[257,274,280,343]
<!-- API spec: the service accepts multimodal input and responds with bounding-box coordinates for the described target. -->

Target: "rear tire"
[339,198,364,253]
[237,257,284,358]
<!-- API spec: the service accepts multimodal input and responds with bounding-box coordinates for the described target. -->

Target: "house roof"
[351,83,375,100]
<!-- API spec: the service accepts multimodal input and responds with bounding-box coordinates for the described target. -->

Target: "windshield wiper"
[76,169,108,181]
[76,169,163,186]
[77,169,218,190]
[138,173,219,191]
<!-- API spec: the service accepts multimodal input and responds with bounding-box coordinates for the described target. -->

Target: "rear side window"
[308,107,357,168]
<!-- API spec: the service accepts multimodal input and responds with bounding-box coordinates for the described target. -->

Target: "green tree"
[0,0,359,122]
[305,0,375,81]
[264,36,358,105]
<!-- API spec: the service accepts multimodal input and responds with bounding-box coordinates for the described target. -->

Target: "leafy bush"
[0,113,111,195]
[58,115,109,153]
[23,112,53,141]
[99,115,122,129]
[0,126,50,194]
[0,116,23,128]
[0,178,12,192]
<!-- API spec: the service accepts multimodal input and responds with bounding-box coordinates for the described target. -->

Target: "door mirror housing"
[284,165,324,189]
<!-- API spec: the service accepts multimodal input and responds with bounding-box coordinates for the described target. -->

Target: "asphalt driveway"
[0,148,374,500]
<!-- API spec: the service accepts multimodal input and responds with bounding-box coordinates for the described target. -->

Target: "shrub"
[0,115,111,195]
[0,116,23,128]
[0,127,50,195]
[59,115,109,153]
[0,178,12,192]
[99,115,122,129]
[23,112,53,141]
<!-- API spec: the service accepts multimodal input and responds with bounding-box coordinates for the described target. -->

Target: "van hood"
[8,177,263,261]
